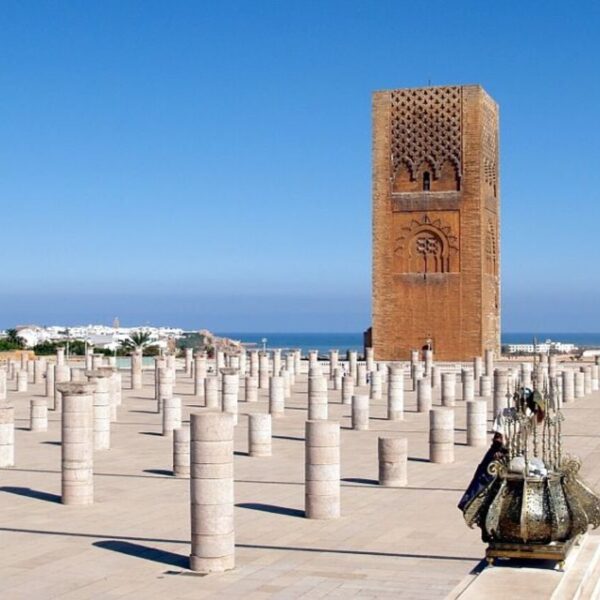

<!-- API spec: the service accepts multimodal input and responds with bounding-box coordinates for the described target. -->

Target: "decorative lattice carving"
[485,219,498,276]
[482,96,498,192]
[390,87,462,181]
[395,213,459,274]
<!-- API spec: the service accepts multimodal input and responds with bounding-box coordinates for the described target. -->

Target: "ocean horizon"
[217,331,600,354]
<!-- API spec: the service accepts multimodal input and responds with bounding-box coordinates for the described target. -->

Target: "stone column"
[249,351,259,379]
[592,365,599,392]
[305,420,340,519]
[410,350,419,369]
[387,365,404,420]
[56,347,65,366]
[248,413,272,457]
[158,367,174,413]
[479,375,492,398]
[245,375,258,403]
[221,369,239,424]
[574,371,585,399]
[377,361,388,384]
[34,358,46,385]
[54,364,71,411]
[59,382,94,505]
[87,370,111,451]
[549,355,558,379]
[258,352,270,390]
[294,349,302,375]
[378,437,407,487]
[108,356,117,368]
[173,426,190,478]
[27,358,34,381]
[154,356,166,402]
[493,369,509,415]
[0,405,15,467]
[269,375,285,418]
[0,369,6,401]
[369,370,383,401]
[308,350,319,369]
[429,408,454,464]
[582,366,593,396]
[308,375,328,420]
[424,349,433,377]
[215,350,225,375]
[45,363,55,399]
[92,355,104,370]
[348,351,358,381]
[280,368,291,398]
[189,412,234,573]
[484,349,494,378]
[205,376,219,409]
[365,347,375,373]
[521,363,533,389]
[462,369,474,402]
[341,373,354,405]
[163,396,182,436]
[71,368,86,383]
[351,394,369,430]
[431,366,442,389]
[16,369,28,392]
[272,349,282,377]
[441,373,456,407]
[332,367,342,391]
[30,399,48,432]
[185,348,193,377]
[329,350,339,379]
[417,377,432,412]
[85,348,93,371]
[562,370,575,403]
[412,364,424,391]
[194,352,207,397]
[473,356,483,381]
[356,363,367,387]
[466,400,487,447]
[285,353,295,384]
[131,349,143,390]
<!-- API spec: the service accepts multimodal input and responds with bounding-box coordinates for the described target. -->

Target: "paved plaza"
[1,361,600,598]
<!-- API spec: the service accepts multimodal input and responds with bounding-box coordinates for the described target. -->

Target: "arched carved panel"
[482,96,498,196]
[394,213,459,274]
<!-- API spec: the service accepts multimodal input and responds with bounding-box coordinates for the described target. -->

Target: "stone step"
[551,534,600,600]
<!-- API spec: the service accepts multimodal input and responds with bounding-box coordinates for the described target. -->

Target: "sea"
[217,332,600,354]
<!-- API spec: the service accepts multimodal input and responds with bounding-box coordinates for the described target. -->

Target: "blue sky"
[1,1,599,332]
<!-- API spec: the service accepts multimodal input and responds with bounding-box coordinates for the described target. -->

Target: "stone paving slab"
[1,362,599,598]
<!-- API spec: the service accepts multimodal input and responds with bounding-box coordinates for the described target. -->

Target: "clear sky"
[1,1,599,332]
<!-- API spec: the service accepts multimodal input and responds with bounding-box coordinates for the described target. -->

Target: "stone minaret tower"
[372,85,500,361]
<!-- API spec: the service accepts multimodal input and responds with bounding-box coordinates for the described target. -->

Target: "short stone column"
[308,375,328,420]
[582,366,593,396]
[45,364,55,399]
[249,351,259,379]
[56,347,65,366]
[272,349,282,377]
[27,358,34,381]
[131,349,143,390]
[549,355,558,379]
[16,370,28,392]
[245,375,258,403]
[351,394,369,430]
[189,412,234,573]
[54,364,71,411]
[484,349,494,377]
[205,376,219,409]
[215,350,225,374]
[248,413,272,457]
[387,365,404,420]
[417,377,432,412]
[87,370,111,451]
[34,358,46,385]
[158,367,174,413]
[479,375,492,398]
[185,348,193,377]
[341,373,354,405]
[424,349,433,377]
[305,420,340,519]
[473,356,483,381]
[365,347,375,373]
[493,369,509,415]
[221,369,239,424]
[429,408,454,464]
[194,353,207,397]
[348,350,358,381]
[85,349,93,371]
[562,370,575,403]
[0,369,6,401]
[163,396,182,436]
[441,373,456,407]
[285,353,295,384]
[92,355,104,370]
[466,401,487,447]
[377,362,388,384]
[59,382,95,505]
[71,368,86,383]
[575,371,585,399]
[412,363,424,391]
[0,405,15,467]
[332,367,342,391]
[378,437,407,487]
[462,369,474,402]
[369,370,383,401]
[431,366,442,389]
[329,350,339,379]
[173,426,190,478]
[592,365,599,392]
[30,399,48,432]
[521,363,533,389]
[294,349,302,375]
[356,363,367,387]
[258,352,270,390]
[269,375,285,418]
[410,350,420,368]
[308,350,319,369]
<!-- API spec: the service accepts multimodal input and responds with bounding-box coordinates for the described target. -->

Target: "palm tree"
[120,330,156,354]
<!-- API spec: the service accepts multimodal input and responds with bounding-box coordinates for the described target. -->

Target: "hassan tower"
[371,84,500,361]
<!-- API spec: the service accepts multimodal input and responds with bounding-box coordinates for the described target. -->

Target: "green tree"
[120,330,158,355]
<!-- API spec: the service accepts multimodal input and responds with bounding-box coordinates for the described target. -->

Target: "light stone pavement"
[1,363,600,599]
